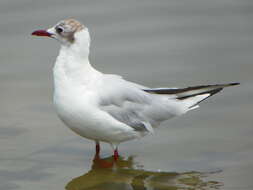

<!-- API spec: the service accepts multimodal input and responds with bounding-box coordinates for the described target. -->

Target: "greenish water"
[66,155,222,190]
[0,0,252,189]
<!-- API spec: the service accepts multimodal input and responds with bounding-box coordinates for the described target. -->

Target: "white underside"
[54,85,142,143]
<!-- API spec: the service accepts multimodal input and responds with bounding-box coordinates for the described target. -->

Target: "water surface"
[0,0,252,189]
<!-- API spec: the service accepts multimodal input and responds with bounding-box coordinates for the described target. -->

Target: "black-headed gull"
[32,19,239,160]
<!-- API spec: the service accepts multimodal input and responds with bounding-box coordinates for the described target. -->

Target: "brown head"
[32,19,87,45]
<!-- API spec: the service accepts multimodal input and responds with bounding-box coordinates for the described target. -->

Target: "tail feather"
[184,88,223,109]
[144,82,239,108]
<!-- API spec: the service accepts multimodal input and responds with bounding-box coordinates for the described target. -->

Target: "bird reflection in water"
[66,153,222,190]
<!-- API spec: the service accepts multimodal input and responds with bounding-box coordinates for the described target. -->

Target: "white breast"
[53,58,138,143]
[52,36,141,143]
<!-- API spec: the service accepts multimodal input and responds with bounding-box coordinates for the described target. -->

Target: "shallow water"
[1,0,253,189]
[66,155,222,190]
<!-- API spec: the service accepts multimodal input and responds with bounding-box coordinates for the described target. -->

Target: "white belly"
[53,61,141,144]
[53,91,140,143]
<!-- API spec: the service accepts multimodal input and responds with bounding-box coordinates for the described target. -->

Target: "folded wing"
[98,75,239,133]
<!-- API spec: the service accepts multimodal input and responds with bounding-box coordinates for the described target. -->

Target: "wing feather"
[97,75,180,133]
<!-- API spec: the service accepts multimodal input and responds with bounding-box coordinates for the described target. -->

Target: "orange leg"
[114,148,119,161]
[95,141,100,155]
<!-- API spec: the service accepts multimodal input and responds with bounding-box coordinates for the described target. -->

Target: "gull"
[32,19,239,160]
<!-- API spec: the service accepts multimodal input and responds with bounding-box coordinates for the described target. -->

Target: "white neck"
[53,30,101,89]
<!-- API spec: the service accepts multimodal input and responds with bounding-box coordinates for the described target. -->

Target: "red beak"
[31,30,52,37]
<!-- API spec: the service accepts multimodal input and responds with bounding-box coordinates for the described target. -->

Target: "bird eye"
[56,27,63,33]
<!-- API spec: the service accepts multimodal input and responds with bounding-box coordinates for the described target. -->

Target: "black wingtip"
[229,82,240,86]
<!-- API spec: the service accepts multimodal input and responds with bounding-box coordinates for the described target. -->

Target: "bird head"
[32,19,90,47]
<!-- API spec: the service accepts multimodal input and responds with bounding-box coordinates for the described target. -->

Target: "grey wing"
[97,75,239,133]
[97,75,181,133]
[101,103,153,133]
